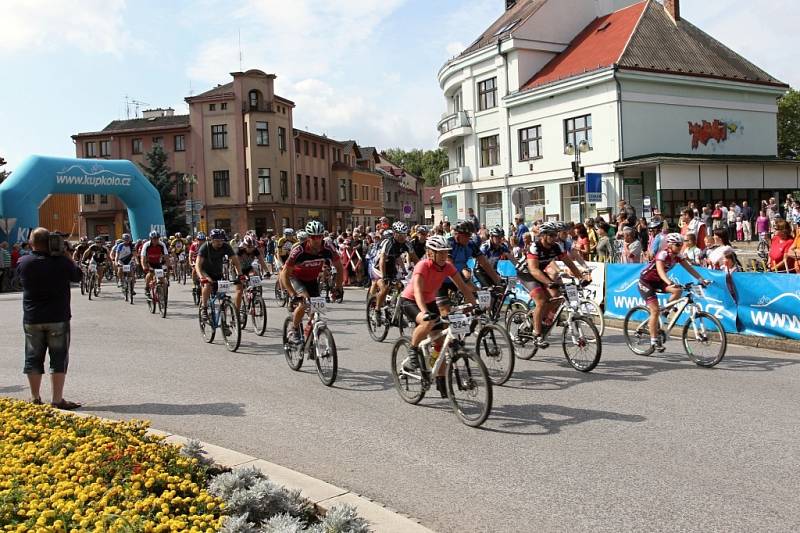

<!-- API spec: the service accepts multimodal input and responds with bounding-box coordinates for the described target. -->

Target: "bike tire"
[623,305,655,356]
[313,327,338,386]
[181,264,187,285]
[192,284,200,306]
[475,323,515,385]
[283,316,303,370]
[93,275,100,298]
[506,309,537,360]
[579,299,605,336]
[239,300,249,330]
[683,311,727,367]
[390,337,425,405]
[220,300,241,352]
[447,348,493,428]
[80,276,86,296]
[87,276,94,301]
[366,297,389,342]
[148,286,156,314]
[129,279,135,305]
[252,296,268,336]
[561,316,601,372]
[199,305,215,343]
[158,285,167,318]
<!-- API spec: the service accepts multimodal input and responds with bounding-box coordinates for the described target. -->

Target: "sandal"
[51,399,82,410]
[31,397,43,405]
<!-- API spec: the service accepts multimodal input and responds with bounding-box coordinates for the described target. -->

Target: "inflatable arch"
[0,155,165,243]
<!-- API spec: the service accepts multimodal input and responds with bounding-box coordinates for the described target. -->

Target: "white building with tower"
[437,0,796,226]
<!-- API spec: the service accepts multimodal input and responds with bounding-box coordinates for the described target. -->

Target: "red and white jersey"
[141,240,169,266]
[189,241,201,262]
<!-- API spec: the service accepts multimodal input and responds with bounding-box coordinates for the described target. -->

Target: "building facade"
[292,129,347,231]
[437,0,796,227]
[377,154,425,224]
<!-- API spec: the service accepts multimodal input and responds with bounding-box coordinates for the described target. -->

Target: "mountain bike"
[319,265,343,303]
[622,282,726,367]
[86,261,100,300]
[471,293,515,386]
[103,259,114,282]
[146,268,169,318]
[366,278,409,342]
[120,262,136,305]
[199,280,241,352]
[390,304,492,427]
[191,274,201,306]
[274,276,289,307]
[238,274,268,336]
[507,277,602,372]
[283,296,338,386]
[174,253,189,284]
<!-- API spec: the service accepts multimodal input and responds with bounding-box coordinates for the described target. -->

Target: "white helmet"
[666,233,683,246]
[305,220,325,236]
[425,235,452,251]
[296,230,309,243]
[392,221,409,234]
[283,228,295,236]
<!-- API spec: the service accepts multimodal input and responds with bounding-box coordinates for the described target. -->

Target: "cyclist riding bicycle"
[276,228,297,269]
[410,225,428,259]
[82,237,110,291]
[235,235,271,311]
[516,221,589,348]
[638,232,709,352]
[196,229,243,321]
[112,234,136,293]
[140,231,170,298]
[169,232,189,264]
[280,221,343,345]
[477,226,512,287]
[399,235,476,397]
[73,236,90,263]
[442,220,501,304]
[374,221,419,321]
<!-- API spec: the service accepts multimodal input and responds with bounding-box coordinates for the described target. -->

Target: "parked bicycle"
[146,267,169,318]
[199,279,241,352]
[622,281,727,367]
[238,274,268,336]
[283,296,338,386]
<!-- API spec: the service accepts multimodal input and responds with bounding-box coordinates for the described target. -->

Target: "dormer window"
[248,89,261,110]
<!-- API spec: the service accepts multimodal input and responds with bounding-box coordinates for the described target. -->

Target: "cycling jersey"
[140,241,169,268]
[410,237,426,260]
[447,236,483,272]
[379,238,413,278]
[188,242,201,263]
[640,249,683,285]
[284,240,339,282]
[517,240,566,274]
[113,242,134,264]
[170,238,188,254]
[277,237,296,258]
[401,258,457,304]
[237,247,261,274]
[198,241,235,278]
[479,242,510,269]
[85,244,109,263]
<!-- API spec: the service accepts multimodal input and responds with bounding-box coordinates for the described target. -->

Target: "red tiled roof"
[424,186,442,204]
[523,1,646,90]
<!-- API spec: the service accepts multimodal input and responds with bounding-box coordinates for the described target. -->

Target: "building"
[423,186,443,225]
[293,129,347,231]
[340,142,383,229]
[377,154,425,224]
[437,0,796,226]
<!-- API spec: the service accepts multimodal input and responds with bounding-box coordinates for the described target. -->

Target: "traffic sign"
[402,203,413,216]
[512,188,530,211]
[403,212,411,219]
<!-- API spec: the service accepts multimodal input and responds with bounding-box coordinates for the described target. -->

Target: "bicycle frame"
[639,285,703,338]
[398,310,474,384]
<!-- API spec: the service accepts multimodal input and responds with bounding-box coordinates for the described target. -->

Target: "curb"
[67,411,434,533]
[603,318,800,353]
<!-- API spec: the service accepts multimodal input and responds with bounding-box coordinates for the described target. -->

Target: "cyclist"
[263,230,276,276]
[477,226,512,287]
[276,228,296,269]
[280,221,343,345]
[81,237,110,291]
[399,235,476,398]
[169,232,189,267]
[638,232,709,352]
[374,222,419,321]
[140,231,170,299]
[235,235,270,311]
[196,229,243,321]
[516,221,588,348]
[73,236,90,263]
[410,225,428,259]
[442,220,501,304]
[189,232,206,285]
[112,234,136,293]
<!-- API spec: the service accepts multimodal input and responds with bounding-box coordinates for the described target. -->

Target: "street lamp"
[429,195,435,224]
[565,139,591,222]
[182,173,198,234]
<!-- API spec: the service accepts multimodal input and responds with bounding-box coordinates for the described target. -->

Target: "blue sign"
[604,263,737,332]
[733,272,800,340]
[586,172,602,204]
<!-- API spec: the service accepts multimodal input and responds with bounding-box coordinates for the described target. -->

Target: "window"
[312,143,317,157]
[248,90,260,110]
[480,135,500,167]
[278,127,286,151]
[394,191,398,203]
[100,195,108,204]
[83,194,95,204]
[339,179,347,201]
[256,122,269,146]
[363,186,369,200]
[174,135,185,152]
[280,171,288,199]
[211,124,227,149]
[295,138,300,153]
[565,114,592,148]
[452,91,462,113]
[348,179,353,201]
[321,178,326,200]
[313,177,319,200]
[305,175,310,199]
[152,136,163,147]
[320,144,325,159]
[221,102,227,110]
[304,140,309,156]
[519,125,542,161]
[374,187,379,201]
[99,140,110,157]
[258,168,271,195]
[213,170,230,197]
[85,142,97,157]
[386,191,391,202]
[214,219,231,234]
[243,121,248,148]
[478,77,497,111]
[456,144,465,166]
[132,138,143,154]
[209,104,216,111]
[296,174,302,198]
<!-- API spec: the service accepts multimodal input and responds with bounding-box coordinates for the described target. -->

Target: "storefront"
[477,191,503,229]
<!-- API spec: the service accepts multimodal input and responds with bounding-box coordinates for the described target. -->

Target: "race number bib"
[310,297,326,311]
[248,276,262,287]
[564,284,579,308]
[178,253,186,261]
[122,264,131,273]
[217,280,231,294]
[477,290,491,310]
[155,269,165,279]
[448,313,470,335]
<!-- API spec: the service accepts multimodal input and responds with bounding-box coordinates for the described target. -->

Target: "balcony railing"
[440,166,471,187]
[437,110,471,136]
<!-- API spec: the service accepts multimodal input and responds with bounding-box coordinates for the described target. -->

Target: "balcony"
[437,111,472,146]
[440,166,471,188]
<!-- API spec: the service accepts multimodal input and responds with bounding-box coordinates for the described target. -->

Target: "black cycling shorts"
[638,279,667,304]
[290,278,320,298]
[400,297,439,323]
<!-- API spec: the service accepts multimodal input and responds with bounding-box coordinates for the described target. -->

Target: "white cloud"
[0,0,140,57]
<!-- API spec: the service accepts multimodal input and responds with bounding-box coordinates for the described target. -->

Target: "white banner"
[554,260,605,307]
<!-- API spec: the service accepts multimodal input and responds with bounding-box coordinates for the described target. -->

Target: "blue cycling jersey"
[447,236,483,271]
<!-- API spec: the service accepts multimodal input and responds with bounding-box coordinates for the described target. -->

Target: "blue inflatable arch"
[0,155,165,243]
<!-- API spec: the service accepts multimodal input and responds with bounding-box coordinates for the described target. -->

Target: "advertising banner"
[733,272,800,339]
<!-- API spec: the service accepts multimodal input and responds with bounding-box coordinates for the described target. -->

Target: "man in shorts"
[196,229,243,320]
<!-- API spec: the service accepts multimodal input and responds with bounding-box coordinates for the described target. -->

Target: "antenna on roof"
[124,95,150,119]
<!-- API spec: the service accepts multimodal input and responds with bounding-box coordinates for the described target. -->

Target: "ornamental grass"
[0,397,224,532]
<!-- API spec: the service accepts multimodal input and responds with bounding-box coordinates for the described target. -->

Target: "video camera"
[48,233,65,256]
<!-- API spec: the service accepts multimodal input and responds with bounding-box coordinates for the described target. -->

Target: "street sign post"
[511,187,530,213]
[586,173,602,204]
[402,203,413,220]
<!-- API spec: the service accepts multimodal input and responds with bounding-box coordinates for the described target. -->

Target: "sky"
[1,0,797,171]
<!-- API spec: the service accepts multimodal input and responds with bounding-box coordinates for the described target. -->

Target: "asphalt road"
[1,280,799,532]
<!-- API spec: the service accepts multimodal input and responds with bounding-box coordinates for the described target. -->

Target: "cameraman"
[16,227,82,409]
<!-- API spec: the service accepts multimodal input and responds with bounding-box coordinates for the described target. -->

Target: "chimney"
[505,0,516,10]
[664,0,680,21]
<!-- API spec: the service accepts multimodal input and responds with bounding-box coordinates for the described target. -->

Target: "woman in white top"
[705,228,735,269]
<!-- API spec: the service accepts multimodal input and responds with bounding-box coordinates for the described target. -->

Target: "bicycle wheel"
[622,306,655,356]
[122,279,129,302]
[447,347,493,428]
[129,279,135,305]
[561,316,601,372]
[283,316,303,370]
[506,309,537,360]
[313,326,338,386]
[181,264,187,285]
[147,285,156,314]
[474,324,514,385]
[683,311,727,367]
[87,276,95,301]
[239,299,249,330]
[578,299,605,336]
[192,283,201,306]
[503,300,529,325]
[366,297,389,342]
[390,337,425,405]
[220,300,241,352]
[93,275,100,297]
[158,285,168,318]
[251,295,268,336]
[80,274,86,296]
[199,305,215,343]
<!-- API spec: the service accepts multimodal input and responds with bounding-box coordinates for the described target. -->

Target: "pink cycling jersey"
[401,258,457,304]
[640,249,683,285]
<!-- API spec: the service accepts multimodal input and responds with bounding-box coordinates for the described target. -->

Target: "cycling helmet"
[148,231,160,239]
[383,229,394,239]
[647,218,663,230]
[296,230,309,243]
[209,228,226,241]
[242,235,257,248]
[489,226,505,237]
[454,220,472,234]
[416,225,429,234]
[80,235,89,243]
[426,235,452,251]
[539,222,559,235]
[175,232,182,239]
[196,232,207,241]
[122,233,131,242]
[666,233,683,246]
[392,221,409,234]
[283,228,295,236]
[305,220,325,236]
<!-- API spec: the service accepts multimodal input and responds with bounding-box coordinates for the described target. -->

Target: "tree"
[778,88,800,159]
[138,144,187,235]
[383,147,448,186]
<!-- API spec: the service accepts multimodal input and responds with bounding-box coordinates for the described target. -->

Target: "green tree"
[138,144,187,235]
[778,88,800,158]
[383,147,448,186]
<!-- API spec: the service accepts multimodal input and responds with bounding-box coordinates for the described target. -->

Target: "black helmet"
[489,226,505,237]
[454,220,473,234]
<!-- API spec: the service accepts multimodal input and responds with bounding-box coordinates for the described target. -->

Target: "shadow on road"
[333,368,393,392]
[485,403,646,435]
[86,402,246,417]
[0,385,25,394]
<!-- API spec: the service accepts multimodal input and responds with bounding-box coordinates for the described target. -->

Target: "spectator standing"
[0,242,10,292]
[683,233,704,265]
[705,228,735,270]
[595,223,612,262]
[16,228,82,409]
[617,198,636,224]
[701,205,712,229]
[620,227,642,263]
[711,204,723,230]
[11,243,20,269]
[466,207,480,231]
[755,209,770,241]
[726,202,738,242]
[679,208,707,250]
[514,213,528,243]
[769,220,794,272]
[740,201,754,241]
